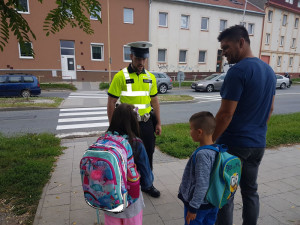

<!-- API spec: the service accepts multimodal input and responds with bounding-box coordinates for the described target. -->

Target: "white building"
[260,0,300,75]
[149,0,265,76]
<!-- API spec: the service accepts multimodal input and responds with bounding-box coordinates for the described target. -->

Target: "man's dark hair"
[189,111,216,135]
[218,25,250,44]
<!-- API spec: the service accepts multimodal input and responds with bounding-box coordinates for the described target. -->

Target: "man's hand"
[155,124,161,135]
[186,211,196,224]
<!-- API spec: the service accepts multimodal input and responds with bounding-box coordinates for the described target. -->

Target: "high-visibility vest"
[119,68,153,115]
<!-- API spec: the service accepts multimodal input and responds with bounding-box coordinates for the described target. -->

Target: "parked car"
[0,74,41,97]
[191,73,226,92]
[276,74,290,89]
[151,71,173,94]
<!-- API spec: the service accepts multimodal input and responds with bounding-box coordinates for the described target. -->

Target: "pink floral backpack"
[80,132,140,213]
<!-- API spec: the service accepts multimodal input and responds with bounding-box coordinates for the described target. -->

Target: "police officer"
[107,41,161,198]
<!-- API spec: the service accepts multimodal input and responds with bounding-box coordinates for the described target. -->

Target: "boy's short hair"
[218,24,250,45]
[189,111,216,135]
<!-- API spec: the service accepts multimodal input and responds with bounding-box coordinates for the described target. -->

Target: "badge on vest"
[143,79,152,83]
[126,79,134,84]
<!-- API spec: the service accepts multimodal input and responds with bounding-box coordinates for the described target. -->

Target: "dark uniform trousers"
[139,116,156,170]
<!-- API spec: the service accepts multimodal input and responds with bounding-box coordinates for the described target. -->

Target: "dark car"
[151,72,173,94]
[0,74,41,97]
[191,73,226,92]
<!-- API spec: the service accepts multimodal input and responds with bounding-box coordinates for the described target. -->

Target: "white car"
[276,74,290,89]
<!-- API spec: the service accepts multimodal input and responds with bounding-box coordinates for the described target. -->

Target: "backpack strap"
[192,144,220,164]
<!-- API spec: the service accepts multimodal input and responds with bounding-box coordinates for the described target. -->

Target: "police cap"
[127,41,152,58]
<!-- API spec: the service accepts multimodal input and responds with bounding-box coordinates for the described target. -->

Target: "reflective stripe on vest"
[121,68,152,97]
[134,103,151,109]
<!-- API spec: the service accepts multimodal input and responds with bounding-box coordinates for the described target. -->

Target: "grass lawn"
[156,112,300,159]
[0,97,63,108]
[158,95,193,102]
[40,83,77,91]
[0,133,64,225]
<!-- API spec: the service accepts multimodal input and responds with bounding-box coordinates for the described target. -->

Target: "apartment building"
[0,0,149,82]
[149,0,265,76]
[261,0,300,76]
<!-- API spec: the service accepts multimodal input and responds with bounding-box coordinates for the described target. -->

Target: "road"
[0,86,300,137]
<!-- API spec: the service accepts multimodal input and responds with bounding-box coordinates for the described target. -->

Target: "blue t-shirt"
[216,57,276,148]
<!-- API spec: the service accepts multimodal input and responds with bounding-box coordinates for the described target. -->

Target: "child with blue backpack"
[103,103,154,225]
[178,111,219,225]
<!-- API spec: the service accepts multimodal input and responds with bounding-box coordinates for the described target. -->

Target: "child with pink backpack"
[80,103,154,225]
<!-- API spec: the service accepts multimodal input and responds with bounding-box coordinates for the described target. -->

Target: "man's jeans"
[215,147,265,225]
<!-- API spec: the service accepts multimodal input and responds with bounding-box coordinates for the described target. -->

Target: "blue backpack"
[193,144,242,208]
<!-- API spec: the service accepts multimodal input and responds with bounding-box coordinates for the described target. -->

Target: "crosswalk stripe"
[197,99,221,103]
[68,96,107,99]
[59,111,107,117]
[60,107,107,111]
[194,96,221,99]
[69,93,106,96]
[56,122,109,130]
[58,116,108,123]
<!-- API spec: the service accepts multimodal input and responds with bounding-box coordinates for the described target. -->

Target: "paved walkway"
[33,137,300,225]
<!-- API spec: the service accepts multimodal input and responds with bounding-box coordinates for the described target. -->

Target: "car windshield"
[204,74,219,80]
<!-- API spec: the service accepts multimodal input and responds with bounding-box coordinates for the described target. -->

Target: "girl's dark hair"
[107,103,140,156]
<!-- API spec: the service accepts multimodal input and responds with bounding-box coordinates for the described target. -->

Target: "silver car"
[151,72,173,94]
[191,73,226,92]
[276,74,289,89]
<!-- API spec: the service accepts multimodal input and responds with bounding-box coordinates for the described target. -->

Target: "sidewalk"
[33,137,300,225]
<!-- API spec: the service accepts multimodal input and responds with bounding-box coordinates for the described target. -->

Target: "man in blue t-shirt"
[213,25,276,225]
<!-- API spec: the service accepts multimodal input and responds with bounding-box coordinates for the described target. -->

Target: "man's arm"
[107,96,118,123]
[267,95,275,123]
[150,96,161,135]
[212,99,238,142]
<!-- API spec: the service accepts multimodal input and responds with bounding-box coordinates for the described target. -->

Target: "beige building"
[260,0,300,76]
[0,0,149,82]
[149,0,265,77]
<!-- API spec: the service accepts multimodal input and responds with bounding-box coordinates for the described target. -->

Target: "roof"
[162,0,265,15]
[267,0,300,14]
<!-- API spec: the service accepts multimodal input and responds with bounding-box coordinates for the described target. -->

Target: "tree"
[0,0,102,51]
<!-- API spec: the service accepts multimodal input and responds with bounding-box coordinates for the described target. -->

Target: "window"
[282,14,287,26]
[240,22,246,27]
[0,76,6,83]
[23,76,34,83]
[123,46,131,61]
[220,20,227,32]
[298,0,300,7]
[60,40,75,55]
[265,33,270,45]
[158,49,166,62]
[17,0,29,13]
[277,56,282,66]
[291,38,296,48]
[268,10,273,22]
[124,8,133,24]
[8,76,22,83]
[181,15,189,29]
[159,12,168,27]
[295,18,299,28]
[201,17,209,31]
[285,0,293,3]
[179,50,187,63]
[91,43,104,61]
[90,9,101,20]
[199,51,206,63]
[280,36,284,46]
[289,57,293,67]
[248,23,254,35]
[19,42,33,58]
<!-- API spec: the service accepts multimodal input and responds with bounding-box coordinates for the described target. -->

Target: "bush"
[99,82,110,90]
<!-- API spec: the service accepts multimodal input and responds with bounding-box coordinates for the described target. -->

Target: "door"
[216,50,223,72]
[60,40,76,80]
[261,55,270,64]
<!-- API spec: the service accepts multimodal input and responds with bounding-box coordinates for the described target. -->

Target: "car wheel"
[280,83,286,89]
[159,84,168,94]
[206,85,214,92]
[21,90,31,98]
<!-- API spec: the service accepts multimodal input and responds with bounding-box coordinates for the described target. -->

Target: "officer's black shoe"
[142,185,160,198]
